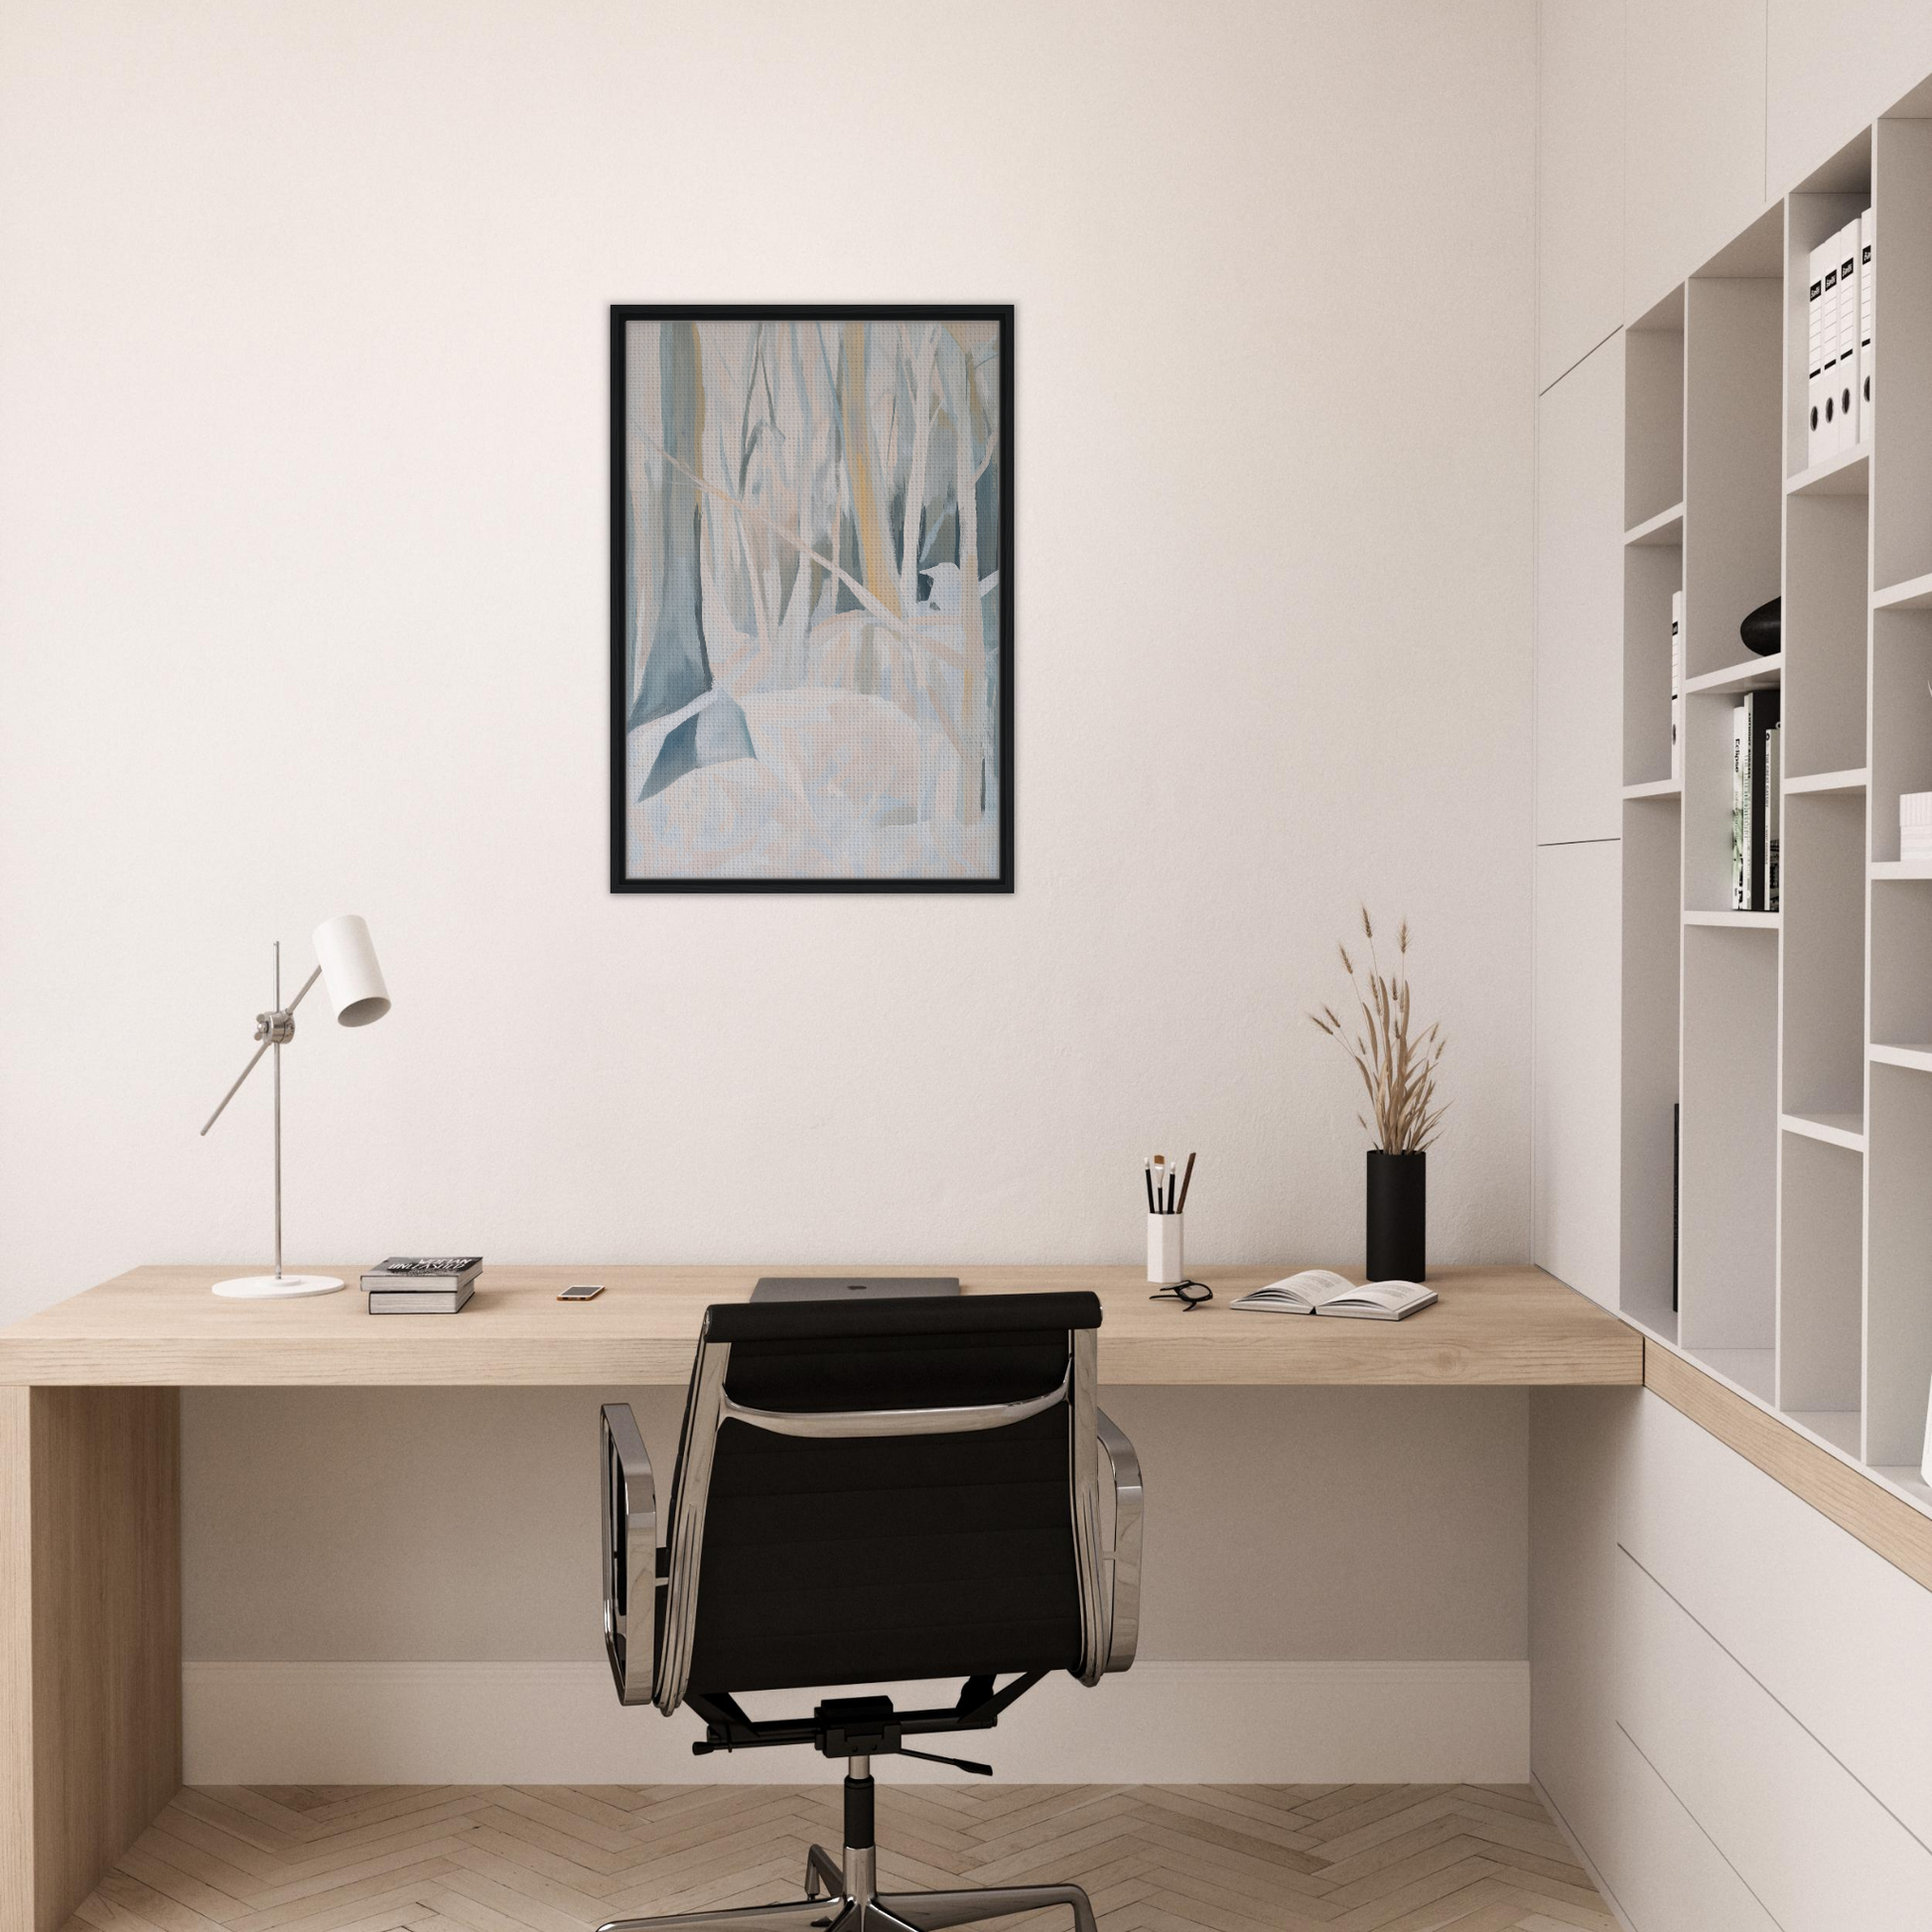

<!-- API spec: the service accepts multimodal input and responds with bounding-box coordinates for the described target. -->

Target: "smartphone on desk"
[558,1283,605,1301]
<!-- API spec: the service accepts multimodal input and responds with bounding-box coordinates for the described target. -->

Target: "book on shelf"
[1817,236,1846,458]
[368,1281,475,1315]
[1670,591,1683,781]
[1807,239,1828,466]
[1229,1270,1437,1320]
[1748,690,1780,910]
[1837,218,1861,455]
[1730,704,1749,907]
[1765,720,1781,912]
[1728,692,1781,911]
[1861,206,1874,443]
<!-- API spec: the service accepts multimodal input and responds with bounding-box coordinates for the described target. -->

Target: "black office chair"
[597,1291,1143,1932]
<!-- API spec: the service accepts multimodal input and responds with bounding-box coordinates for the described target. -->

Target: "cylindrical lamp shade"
[312,914,390,1027]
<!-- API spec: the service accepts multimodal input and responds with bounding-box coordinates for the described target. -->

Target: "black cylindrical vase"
[1366,1150,1426,1281]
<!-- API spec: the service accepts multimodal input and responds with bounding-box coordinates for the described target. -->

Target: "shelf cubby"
[1620,792,1683,1341]
[1777,1132,1863,1426]
[1784,493,1868,777]
[1869,607,1932,861]
[1625,288,1684,532]
[1678,925,1779,1362]
[1683,246,1782,684]
[1786,173,1870,484]
[1869,873,1932,1051]
[1866,1062,1932,1466]
[1781,791,1866,1119]
[1623,537,1682,788]
[1872,115,1932,594]
[1683,677,1780,914]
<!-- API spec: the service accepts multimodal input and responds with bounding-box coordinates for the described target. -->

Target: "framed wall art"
[610,305,1013,892]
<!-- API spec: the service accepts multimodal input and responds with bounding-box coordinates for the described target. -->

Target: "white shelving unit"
[1619,106,1932,1515]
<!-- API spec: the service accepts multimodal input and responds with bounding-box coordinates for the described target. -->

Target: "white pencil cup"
[1148,1213,1185,1286]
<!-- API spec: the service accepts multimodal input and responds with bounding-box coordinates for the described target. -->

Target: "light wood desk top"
[0,1262,1640,1387]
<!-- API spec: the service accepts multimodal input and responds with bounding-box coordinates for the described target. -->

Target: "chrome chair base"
[596,1843,1098,1932]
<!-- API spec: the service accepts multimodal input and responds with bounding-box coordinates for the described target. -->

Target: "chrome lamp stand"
[199,916,391,1300]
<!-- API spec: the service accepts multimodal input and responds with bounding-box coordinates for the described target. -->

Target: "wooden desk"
[0,1261,1637,1388]
[0,1263,1634,1932]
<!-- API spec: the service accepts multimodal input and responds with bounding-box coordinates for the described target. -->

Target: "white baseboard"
[183,1659,1528,1786]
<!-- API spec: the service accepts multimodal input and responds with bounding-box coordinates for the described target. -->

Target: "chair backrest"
[652,1291,1107,1713]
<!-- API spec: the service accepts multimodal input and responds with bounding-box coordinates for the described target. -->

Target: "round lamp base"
[211,1274,345,1300]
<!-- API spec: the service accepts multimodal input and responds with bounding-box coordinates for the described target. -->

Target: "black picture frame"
[610,304,1015,894]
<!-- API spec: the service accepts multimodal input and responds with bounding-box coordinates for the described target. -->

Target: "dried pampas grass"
[1310,907,1449,1154]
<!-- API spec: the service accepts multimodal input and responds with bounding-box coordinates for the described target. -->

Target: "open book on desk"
[1230,1270,1437,1320]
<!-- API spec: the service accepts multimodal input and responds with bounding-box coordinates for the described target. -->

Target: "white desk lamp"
[200,913,391,1299]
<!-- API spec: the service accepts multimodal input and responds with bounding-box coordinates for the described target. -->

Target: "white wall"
[182,1383,1530,1663]
[0,0,1539,1764]
[179,1381,1536,1782]
[0,0,1537,1311]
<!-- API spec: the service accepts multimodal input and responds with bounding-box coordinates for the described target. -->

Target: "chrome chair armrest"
[1095,1407,1143,1673]
[601,1403,658,1707]
[718,1367,1069,1440]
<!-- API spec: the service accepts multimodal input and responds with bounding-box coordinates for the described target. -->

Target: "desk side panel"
[1,1390,31,1932]
[27,1389,182,1932]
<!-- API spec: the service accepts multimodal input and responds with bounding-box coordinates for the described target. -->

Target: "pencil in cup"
[1147,1211,1184,1285]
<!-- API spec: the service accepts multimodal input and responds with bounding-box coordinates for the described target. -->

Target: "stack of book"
[1729,692,1781,911]
[1807,209,1873,465]
[361,1256,483,1313]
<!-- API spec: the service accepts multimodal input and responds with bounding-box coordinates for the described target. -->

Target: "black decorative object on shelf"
[1740,595,1781,656]
[1366,1151,1427,1283]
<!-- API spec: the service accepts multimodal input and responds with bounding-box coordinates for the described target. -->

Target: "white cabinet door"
[1625,0,1769,318]
[1599,1725,1781,1932]
[1617,1547,1932,1930]
[1622,1390,1932,1852]
[1538,0,1624,390]
[1537,336,1624,844]
[1768,0,1932,194]
[1534,841,1622,1308]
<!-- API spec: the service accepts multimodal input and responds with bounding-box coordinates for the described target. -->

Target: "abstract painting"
[610,306,1013,891]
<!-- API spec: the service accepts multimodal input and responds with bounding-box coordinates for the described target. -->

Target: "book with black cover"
[1745,689,1781,909]
[361,1256,483,1292]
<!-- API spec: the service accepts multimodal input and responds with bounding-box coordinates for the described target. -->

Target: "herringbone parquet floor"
[65,1783,1617,1932]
